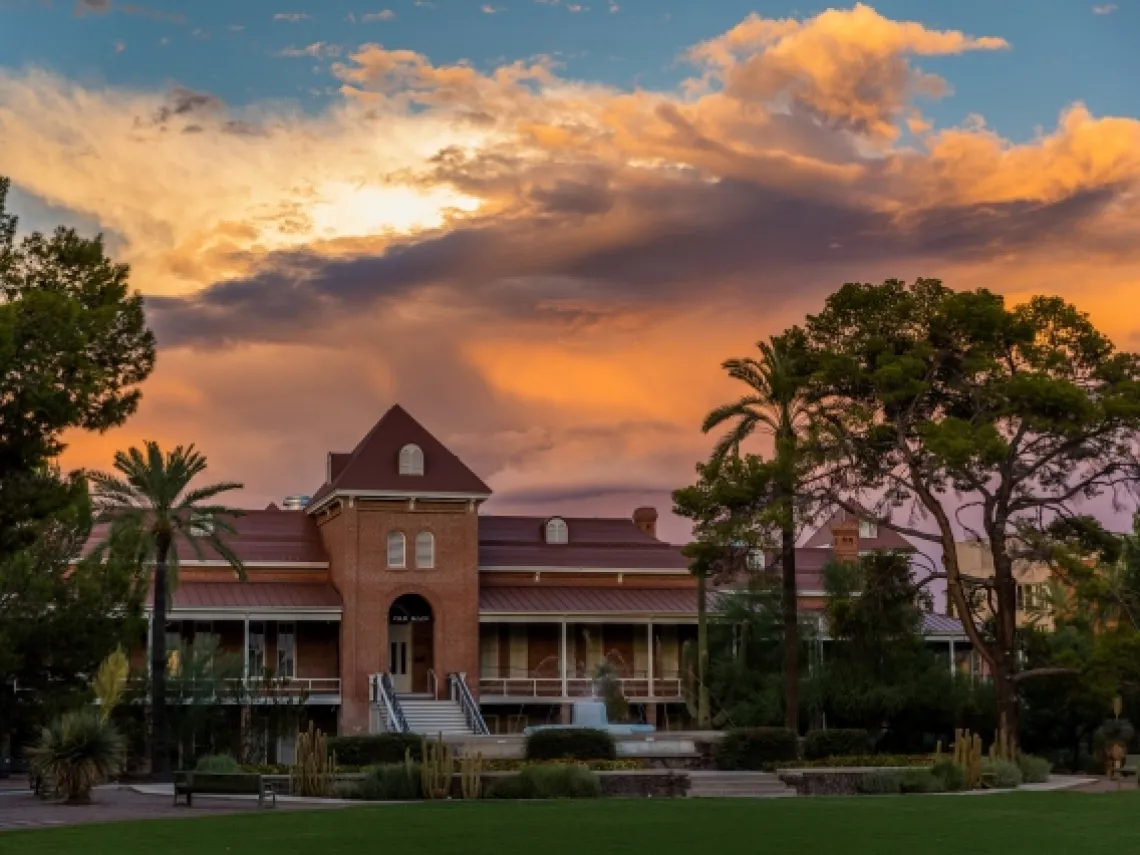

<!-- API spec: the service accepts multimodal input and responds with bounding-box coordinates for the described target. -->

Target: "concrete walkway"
[0,784,344,833]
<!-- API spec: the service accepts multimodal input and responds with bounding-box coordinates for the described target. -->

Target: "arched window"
[545,517,568,544]
[398,444,424,476]
[387,531,406,568]
[415,532,435,569]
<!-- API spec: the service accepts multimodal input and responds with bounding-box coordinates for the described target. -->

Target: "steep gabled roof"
[803,507,915,552]
[309,405,492,509]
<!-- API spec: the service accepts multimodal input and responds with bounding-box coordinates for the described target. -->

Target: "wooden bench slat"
[173,772,276,809]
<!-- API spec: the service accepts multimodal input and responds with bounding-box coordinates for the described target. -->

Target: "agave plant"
[27,708,127,803]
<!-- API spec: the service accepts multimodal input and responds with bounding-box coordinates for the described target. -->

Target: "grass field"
[10,792,1140,854]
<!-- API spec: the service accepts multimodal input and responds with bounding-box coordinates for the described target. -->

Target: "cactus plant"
[291,721,336,797]
[420,733,454,800]
[952,728,983,790]
[990,727,1017,763]
[459,750,483,799]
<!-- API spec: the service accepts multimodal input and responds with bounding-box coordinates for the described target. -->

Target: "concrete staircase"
[396,695,477,736]
[687,772,795,798]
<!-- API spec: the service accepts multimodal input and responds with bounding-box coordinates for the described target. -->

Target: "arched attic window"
[545,517,568,544]
[399,443,424,476]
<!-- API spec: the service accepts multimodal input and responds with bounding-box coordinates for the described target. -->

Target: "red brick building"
[112,405,962,747]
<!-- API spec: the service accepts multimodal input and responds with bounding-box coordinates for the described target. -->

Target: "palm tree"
[702,335,812,733]
[89,443,244,780]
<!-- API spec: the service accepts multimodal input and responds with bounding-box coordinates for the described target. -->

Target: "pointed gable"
[308,405,491,510]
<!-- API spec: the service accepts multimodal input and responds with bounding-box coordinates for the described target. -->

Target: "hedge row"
[327,734,423,766]
[803,729,870,760]
[714,728,799,770]
[524,729,617,761]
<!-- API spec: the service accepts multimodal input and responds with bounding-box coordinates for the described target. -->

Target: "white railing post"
[647,621,655,698]
[560,620,568,699]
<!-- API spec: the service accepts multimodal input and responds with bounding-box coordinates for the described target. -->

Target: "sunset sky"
[3,1,1140,543]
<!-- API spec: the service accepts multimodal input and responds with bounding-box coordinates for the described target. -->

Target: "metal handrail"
[426,667,438,699]
[448,672,490,736]
[371,672,409,733]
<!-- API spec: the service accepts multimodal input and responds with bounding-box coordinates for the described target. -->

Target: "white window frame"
[545,517,568,544]
[415,531,435,569]
[248,621,266,678]
[858,520,878,539]
[387,531,407,568]
[398,444,424,476]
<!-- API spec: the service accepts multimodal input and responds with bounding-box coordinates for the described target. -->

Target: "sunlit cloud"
[3,5,1139,538]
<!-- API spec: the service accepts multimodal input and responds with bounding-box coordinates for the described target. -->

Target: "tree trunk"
[781,519,799,733]
[990,539,1021,755]
[696,572,710,729]
[151,543,170,781]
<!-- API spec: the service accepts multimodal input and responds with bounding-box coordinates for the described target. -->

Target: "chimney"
[831,517,859,563]
[633,507,658,539]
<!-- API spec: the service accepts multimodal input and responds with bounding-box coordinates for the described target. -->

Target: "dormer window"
[746,549,766,571]
[859,520,878,539]
[399,444,424,476]
[545,517,568,544]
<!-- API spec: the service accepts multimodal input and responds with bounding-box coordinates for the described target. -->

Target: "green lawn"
[10,793,1140,854]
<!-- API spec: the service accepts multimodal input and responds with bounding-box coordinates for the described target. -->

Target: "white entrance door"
[389,623,412,693]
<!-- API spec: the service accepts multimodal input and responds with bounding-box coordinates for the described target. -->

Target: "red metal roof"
[82,509,328,565]
[310,405,491,507]
[479,586,698,615]
[164,581,342,612]
[478,514,689,570]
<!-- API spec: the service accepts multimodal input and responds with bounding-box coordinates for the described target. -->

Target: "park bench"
[173,771,276,809]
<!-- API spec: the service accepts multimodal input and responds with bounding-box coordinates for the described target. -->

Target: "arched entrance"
[388,594,434,694]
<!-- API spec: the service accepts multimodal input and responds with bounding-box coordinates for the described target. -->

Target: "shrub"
[981,757,1023,789]
[328,734,422,766]
[488,764,601,799]
[27,709,126,803]
[525,729,616,761]
[360,763,422,801]
[714,728,799,770]
[930,759,967,792]
[856,770,902,795]
[899,769,943,794]
[1017,754,1052,785]
[803,729,869,760]
[195,754,239,773]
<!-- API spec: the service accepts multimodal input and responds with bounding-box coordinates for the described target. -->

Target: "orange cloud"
[1,6,1137,533]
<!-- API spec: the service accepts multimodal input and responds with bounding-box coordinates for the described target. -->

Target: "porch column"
[647,621,655,698]
[146,614,154,678]
[560,620,568,698]
[243,614,251,684]
[948,639,956,677]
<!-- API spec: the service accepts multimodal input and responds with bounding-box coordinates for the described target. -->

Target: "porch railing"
[369,672,409,733]
[478,676,683,700]
[128,676,341,700]
[449,672,490,736]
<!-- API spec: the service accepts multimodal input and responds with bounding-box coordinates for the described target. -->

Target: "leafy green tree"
[795,278,1140,751]
[702,335,813,731]
[0,490,145,756]
[674,454,781,727]
[821,551,986,750]
[0,176,155,563]
[89,443,245,779]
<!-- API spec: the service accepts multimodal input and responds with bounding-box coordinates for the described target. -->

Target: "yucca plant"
[27,709,126,803]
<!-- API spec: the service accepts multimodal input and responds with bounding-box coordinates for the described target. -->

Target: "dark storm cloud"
[145,171,1128,349]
